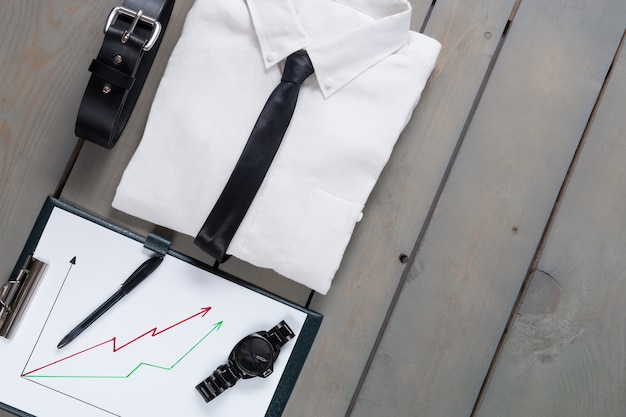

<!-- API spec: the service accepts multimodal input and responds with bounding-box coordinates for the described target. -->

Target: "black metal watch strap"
[75,0,175,148]
[267,320,295,350]
[195,363,241,403]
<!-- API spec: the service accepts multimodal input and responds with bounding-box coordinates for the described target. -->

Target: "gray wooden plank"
[349,1,626,416]
[477,32,626,417]
[0,1,118,283]
[284,0,519,415]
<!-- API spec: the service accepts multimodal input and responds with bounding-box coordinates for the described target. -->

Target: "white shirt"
[113,0,441,294]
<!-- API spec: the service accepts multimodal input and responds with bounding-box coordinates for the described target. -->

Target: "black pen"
[57,255,164,349]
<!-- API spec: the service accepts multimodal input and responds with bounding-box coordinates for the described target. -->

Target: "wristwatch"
[195,320,295,402]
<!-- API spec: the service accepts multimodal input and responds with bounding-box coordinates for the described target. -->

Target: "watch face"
[232,335,275,376]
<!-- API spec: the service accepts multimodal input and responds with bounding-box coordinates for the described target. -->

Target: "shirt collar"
[246,0,412,98]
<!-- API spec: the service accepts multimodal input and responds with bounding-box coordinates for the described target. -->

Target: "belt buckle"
[104,6,162,51]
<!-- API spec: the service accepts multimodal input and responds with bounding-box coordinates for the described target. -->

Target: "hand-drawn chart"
[22,307,220,379]
[1,207,309,417]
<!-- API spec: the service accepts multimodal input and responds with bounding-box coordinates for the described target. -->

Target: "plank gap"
[470,25,626,417]
[53,138,84,199]
[418,0,438,34]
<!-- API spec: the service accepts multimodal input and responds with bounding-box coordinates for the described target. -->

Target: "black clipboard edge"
[1,196,323,417]
[0,403,34,417]
[266,313,322,417]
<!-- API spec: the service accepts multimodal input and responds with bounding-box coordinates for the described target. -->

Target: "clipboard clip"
[0,255,47,339]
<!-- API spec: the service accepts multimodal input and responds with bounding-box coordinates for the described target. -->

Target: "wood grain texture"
[477,33,626,417]
[0,0,118,282]
[3,0,625,417]
[349,0,626,416]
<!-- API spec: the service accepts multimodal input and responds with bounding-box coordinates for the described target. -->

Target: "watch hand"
[249,347,268,363]
[255,354,269,363]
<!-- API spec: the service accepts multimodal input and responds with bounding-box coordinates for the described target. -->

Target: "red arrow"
[114,306,212,351]
[22,306,212,377]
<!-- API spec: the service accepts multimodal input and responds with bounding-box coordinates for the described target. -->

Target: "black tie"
[194,51,315,262]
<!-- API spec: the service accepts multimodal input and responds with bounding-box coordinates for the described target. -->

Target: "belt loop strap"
[75,0,175,148]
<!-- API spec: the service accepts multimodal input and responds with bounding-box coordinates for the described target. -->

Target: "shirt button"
[324,78,334,90]
[266,51,277,62]
[357,212,364,222]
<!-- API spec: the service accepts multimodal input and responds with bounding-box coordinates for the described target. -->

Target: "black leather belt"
[75,0,175,148]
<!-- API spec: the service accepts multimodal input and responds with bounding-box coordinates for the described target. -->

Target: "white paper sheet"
[0,207,308,416]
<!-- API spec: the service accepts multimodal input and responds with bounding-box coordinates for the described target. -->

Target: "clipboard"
[0,197,322,417]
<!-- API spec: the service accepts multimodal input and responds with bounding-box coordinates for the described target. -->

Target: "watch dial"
[233,336,274,376]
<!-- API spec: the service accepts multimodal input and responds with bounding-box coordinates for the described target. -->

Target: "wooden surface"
[477,29,626,417]
[1,1,625,416]
[349,0,626,416]
[0,1,107,281]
